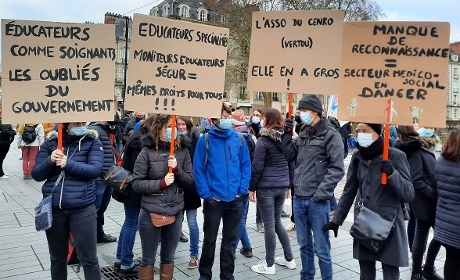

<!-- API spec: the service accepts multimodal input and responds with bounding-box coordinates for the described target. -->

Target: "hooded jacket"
[17,123,45,147]
[393,139,437,220]
[282,118,345,202]
[32,130,104,209]
[193,126,251,202]
[250,128,293,191]
[132,135,194,216]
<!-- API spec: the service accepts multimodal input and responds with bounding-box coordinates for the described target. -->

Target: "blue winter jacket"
[193,127,251,202]
[32,130,104,209]
[434,156,460,249]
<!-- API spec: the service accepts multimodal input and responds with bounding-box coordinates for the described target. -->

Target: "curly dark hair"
[148,114,181,151]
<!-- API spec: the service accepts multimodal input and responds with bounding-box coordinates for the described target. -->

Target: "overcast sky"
[0,0,459,61]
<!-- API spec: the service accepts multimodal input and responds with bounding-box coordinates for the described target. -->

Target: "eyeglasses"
[221,115,233,120]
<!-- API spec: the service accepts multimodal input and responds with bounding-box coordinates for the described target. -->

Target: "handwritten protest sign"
[337,21,450,127]
[247,10,344,94]
[1,19,116,123]
[124,14,229,117]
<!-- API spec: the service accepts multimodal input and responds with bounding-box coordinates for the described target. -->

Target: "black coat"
[0,122,16,144]
[180,128,202,210]
[88,122,115,177]
[393,140,437,221]
[112,127,147,206]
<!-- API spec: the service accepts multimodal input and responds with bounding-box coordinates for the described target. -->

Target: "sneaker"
[188,256,198,269]
[113,261,121,273]
[240,247,253,258]
[119,262,140,278]
[275,256,296,269]
[0,174,9,179]
[179,232,189,242]
[23,175,32,180]
[251,260,275,275]
[256,223,265,233]
[281,210,290,218]
[97,233,117,243]
[285,222,296,232]
[422,266,443,280]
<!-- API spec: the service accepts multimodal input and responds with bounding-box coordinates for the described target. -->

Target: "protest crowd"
[1,96,458,280]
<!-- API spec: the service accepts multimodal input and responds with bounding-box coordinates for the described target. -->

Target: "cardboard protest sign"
[337,21,450,128]
[247,10,344,94]
[125,14,229,117]
[1,19,116,123]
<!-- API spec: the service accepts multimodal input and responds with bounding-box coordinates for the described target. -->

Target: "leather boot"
[138,266,154,280]
[160,263,174,280]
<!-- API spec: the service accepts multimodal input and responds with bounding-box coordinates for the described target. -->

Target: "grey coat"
[332,147,415,267]
[132,136,194,216]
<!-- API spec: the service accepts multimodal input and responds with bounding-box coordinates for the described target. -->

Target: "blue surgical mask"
[180,130,187,136]
[70,126,87,136]
[300,111,313,125]
[219,119,232,130]
[252,117,261,124]
[165,128,177,142]
[357,133,374,148]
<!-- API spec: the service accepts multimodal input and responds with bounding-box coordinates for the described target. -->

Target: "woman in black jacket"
[132,114,193,280]
[393,126,442,280]
[112,114,156,277]
[0,117,16,178]
[249,108,295,275]
[177,116,202,269]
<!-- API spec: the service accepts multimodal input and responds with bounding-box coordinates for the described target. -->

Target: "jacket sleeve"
[62,139,104,180]
[175,149,194,187]
[193,135,211,200]
[2,125,16,137]
[132,148,162,194]
[249,139,267,191]
[332,156,359,225]
[32,141,61,181]
[312,131,345,202]
[282,131,298,162]
[239,136,251,195]
[37,125,45,146]
[409,152,435,199]
[387,149,415,203]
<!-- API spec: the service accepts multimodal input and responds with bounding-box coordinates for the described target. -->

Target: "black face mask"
[295,115,302,124]
[135,117,142,123]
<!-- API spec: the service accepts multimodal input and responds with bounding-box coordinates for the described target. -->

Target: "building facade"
[446,49,460,124]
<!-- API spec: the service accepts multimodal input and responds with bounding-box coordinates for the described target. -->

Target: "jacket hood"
[209,126,235,139]
[393,139,422,156]
[259,128,283,142]
[46,129,99,140]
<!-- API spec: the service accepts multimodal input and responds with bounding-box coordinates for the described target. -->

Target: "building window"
[272,92,279,101]
[179,5,189,18]
[240,86,246,99]
[198,9,208,21]
[455,109,458,119]
[454,67,459,76]
[150,7,159,17]
[255,92,263,100]
[454,95,457,103]
[221,16,227,24]
[162,4,169,17]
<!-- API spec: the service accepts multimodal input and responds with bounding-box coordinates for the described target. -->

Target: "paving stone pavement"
[0,146,446,279]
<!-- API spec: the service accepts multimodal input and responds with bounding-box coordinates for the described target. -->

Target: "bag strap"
[110,133,123,166]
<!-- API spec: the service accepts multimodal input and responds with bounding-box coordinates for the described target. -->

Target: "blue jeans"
[94,179,113,237]
[138,208,183,266]
[257,188,293,267]
[116,204,141,269]
[329,195,337,211]
[186,209,200,257]
[294,197,332,280]
[199,198,242,280]
[234,194,251,251]
[45,205,101,280]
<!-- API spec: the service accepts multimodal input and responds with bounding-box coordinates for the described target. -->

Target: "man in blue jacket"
[194,104,251,280]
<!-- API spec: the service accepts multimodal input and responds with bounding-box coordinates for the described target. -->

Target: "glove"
[322,221,339,238]
[284,119,294,133]
[380,160,394,176]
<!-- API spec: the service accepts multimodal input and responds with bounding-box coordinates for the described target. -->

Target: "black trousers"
[359,260,399,280]
[0,143,11,177]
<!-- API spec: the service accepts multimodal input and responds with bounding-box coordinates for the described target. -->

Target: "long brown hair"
[148,114,180,151]
[263,108,283,130]
[397,125,419,141]
[441,128,460,162]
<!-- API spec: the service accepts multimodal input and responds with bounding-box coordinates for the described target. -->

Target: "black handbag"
[104,164,133,195]
[350,186,397,252]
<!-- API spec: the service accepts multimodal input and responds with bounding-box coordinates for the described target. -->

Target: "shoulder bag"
[34,171,64,231]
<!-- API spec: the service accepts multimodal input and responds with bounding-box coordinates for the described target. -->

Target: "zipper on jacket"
[59,148,71,209]
[226,140,230,201]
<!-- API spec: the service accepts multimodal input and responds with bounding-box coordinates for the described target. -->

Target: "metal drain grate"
[101,265,139,280]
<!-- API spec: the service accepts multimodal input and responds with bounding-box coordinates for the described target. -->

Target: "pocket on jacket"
[314,160,328,184]
[227,142,239,163]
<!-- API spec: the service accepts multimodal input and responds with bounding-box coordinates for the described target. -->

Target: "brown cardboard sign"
[337,21,450,127]
[1,19,116,123]
[247,10,344,95]
[124,14,229,118]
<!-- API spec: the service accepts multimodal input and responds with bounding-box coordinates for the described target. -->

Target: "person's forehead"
[177,119,186,124]
[356,123,372,131]
[222,111,230,116]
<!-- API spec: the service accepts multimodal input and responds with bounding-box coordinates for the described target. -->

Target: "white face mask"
[357,133,374,148]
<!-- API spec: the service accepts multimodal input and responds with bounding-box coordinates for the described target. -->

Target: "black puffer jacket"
[393,139,437,220]
[132,135,193,216]
[0,122,16,144]
[88,122,114,177]
[180,128,201,210]
[250,128,293,191]
[112,127,147,206]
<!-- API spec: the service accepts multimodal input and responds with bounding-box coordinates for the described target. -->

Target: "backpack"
[328,117,349,159]
[204,132,255,165]
[22,124,38,144]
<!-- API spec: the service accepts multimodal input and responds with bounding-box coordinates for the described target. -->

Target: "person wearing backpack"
[193,103,251,280]
[17,123,44,180]
[0,113,16,179]
[231,109,256,259]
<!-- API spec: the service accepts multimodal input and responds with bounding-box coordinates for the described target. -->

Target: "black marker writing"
[4,21,90,41]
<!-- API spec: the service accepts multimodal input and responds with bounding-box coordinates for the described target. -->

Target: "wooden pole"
[57,123,63,150]
[288,93,293,119]
[169,115,176,173]
[382,100,392,184]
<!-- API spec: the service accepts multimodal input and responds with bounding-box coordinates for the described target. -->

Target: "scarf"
[357,137,383,160]
[62,133,84,145]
